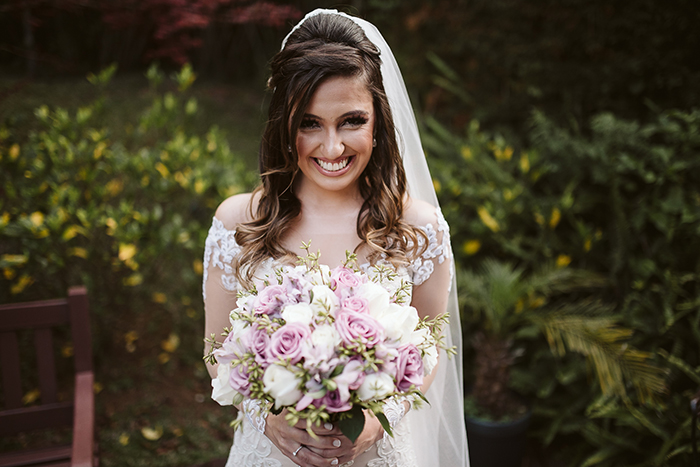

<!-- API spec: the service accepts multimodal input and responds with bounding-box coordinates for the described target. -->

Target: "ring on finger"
[293,445,304,457]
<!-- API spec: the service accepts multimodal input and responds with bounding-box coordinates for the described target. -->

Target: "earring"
[287,144,292,153]
[372,138,377,148]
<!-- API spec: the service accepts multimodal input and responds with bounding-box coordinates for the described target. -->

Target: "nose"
[321,129,344,159]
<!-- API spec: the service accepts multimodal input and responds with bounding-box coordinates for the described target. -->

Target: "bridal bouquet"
[205,245,450,441]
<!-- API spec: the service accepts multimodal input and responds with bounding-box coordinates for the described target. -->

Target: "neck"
[294,180,364,218]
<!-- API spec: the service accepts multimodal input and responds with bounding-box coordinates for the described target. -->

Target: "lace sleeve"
[408,207,454,288]
[202,217,241,301]
[203,217,242,377]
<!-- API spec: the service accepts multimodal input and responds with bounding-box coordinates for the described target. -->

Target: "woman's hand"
[305,410,384,466]
[265,410,343,467]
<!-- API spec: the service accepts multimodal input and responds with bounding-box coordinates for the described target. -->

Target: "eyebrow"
[302,110,370,120]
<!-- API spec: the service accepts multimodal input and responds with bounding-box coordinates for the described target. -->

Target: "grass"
[0,72,267,466]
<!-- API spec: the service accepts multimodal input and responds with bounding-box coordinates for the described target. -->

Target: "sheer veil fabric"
[284,10,470,467]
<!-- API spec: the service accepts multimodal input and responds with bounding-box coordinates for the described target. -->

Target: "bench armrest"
[71,371,95,467]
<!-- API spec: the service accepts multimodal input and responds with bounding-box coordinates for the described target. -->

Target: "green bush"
[0,64,257,367]
[425,108,700,466]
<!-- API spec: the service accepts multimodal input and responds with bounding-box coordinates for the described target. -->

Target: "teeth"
[317,157,349,172]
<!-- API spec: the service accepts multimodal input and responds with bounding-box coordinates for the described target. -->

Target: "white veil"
[283,9,469,467]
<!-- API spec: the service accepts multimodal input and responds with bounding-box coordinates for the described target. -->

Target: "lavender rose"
[248,324,272,365]
[268,322,310,364]
[318,388,352,413]
[254,284,291,317]
[335,310,384,348]
[395,344,424,392]
[228,360,253,397]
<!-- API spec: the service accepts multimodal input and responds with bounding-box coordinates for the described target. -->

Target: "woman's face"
[294,75,375,197]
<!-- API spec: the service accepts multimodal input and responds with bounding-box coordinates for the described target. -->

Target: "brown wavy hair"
[234,12,426,286]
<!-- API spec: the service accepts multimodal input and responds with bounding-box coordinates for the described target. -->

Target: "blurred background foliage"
[1,0,699,466]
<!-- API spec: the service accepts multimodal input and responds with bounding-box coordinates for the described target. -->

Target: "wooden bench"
[0,286,97,467]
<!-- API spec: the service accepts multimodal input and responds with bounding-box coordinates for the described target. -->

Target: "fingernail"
[324,422,333,430]
[331,459,338,466]
[333,439,341,447]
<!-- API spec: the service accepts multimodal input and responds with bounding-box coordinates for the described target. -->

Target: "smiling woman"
[202,9,469,467]
[295,75,376,198]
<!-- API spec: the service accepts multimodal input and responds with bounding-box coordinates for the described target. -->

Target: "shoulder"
[402,197,444,229]
[214,192,259,230]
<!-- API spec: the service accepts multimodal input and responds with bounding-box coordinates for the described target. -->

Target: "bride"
[203,9,469,467]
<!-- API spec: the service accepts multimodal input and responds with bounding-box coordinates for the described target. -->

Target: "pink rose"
[254,285,292,317]
[342,296,369,314]
[318,388,352,413]
[331,267,364,300]
[229,361,253,396]
[395,344,424,392]
[335,359,366,393]
[335,310,384,348]
[248,324,272,366]
[268,322,310,364]
[331,267,363,288]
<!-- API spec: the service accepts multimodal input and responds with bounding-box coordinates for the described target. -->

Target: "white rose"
[374,304,420,345]
[263,365,303,409]
[308,265,332,285]
[281,303,314,325]
[227,316,249,338]
[422,345,439,375]
[310,285,339,315]
[409,327,431,347]
[358,281,391,317]
[211,363,238,406]
[311,324,341,349]
[235,294,256,314]
[357,372,395,401]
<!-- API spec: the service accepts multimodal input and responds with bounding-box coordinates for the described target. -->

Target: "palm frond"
[531,302,668,403]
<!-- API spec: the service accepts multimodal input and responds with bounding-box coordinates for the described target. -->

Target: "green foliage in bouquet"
[425,105,700,465]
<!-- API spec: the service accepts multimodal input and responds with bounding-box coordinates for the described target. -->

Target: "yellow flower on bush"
[534,212,545,225]
[22,389,40,405]
[194,179,206,194]
[118,433,130,446]
[118,243,137,262]
[93,141,106,160]
[106,218,118,236]
[462,240,481,256]
[461,146,472,160]
[477,206,500,232]
[124,330,138,353]
[124,273,143,286]
[2,254,28,266]
[30,211,44,227]
[432,178,441,194]
[556,255,572,268]
[141,426,163,441]
[161,333,180,353]
[62,225,84,241]
[549,207,561,229]
[193,259,203,275]
[11,274,33,294]
[9,144,20,161]
[155,162,170,179]
[69,247,88,259]
[152,292,167,304]
[520,152,530,173]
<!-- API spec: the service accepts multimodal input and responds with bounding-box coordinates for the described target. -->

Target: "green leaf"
[337,405,364,444]
[376,412,393,438]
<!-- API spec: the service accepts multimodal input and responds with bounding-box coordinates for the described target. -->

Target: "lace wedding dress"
[203,206,453,467]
